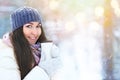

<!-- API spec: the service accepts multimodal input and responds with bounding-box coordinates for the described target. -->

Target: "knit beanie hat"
[10,6,42,31]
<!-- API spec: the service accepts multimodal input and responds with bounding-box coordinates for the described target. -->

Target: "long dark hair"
[10,25,47,79]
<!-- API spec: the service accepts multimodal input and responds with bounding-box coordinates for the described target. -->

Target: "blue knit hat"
[10,6,42,31]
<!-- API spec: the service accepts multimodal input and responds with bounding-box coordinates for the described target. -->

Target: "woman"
[0,6,61,80]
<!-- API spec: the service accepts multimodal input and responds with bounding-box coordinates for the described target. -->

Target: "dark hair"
[10,25,47,79]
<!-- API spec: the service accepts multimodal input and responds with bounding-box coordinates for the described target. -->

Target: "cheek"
[38,29,42,37]
[23,29,30,37]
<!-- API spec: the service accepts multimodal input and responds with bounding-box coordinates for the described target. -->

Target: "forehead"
[24,21,41,26]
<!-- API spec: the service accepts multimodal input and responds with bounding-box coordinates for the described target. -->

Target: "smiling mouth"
[29,37,37,41]
[27,37,38,43]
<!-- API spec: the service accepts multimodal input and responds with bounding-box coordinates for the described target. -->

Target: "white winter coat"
[0,38,61,80]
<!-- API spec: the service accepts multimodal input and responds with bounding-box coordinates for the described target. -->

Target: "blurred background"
[0,0,120,80]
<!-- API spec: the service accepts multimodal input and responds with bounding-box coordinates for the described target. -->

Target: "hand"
[38,43,61,77]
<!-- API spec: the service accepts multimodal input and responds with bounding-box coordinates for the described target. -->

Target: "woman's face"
[23,21,42,45]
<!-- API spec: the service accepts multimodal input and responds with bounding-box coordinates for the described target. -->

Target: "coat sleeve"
[0,39,50,80]
[23,66,50,80]
[0,40,21,80]
[0,67,20,80]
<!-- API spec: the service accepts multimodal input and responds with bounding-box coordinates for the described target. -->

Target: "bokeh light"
[1,0,120,80]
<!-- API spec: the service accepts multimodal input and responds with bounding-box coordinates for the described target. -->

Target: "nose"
[31,28,38,35]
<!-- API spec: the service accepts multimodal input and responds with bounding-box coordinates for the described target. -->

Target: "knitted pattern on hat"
[10,6,41,31]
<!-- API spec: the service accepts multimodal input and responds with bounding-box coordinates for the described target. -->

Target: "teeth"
[30,37,36,40]
[31,38,35,40]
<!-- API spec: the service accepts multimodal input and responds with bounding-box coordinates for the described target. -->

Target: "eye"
[36,24,42,28]
[26,25,32,28]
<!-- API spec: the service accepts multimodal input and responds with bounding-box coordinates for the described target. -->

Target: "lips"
[27,36,38,44]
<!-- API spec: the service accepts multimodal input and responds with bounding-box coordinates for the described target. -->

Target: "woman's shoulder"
[0,39,9,48]
[0,40,20,80]
[0,39,14,57]
[0,38,12,49]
